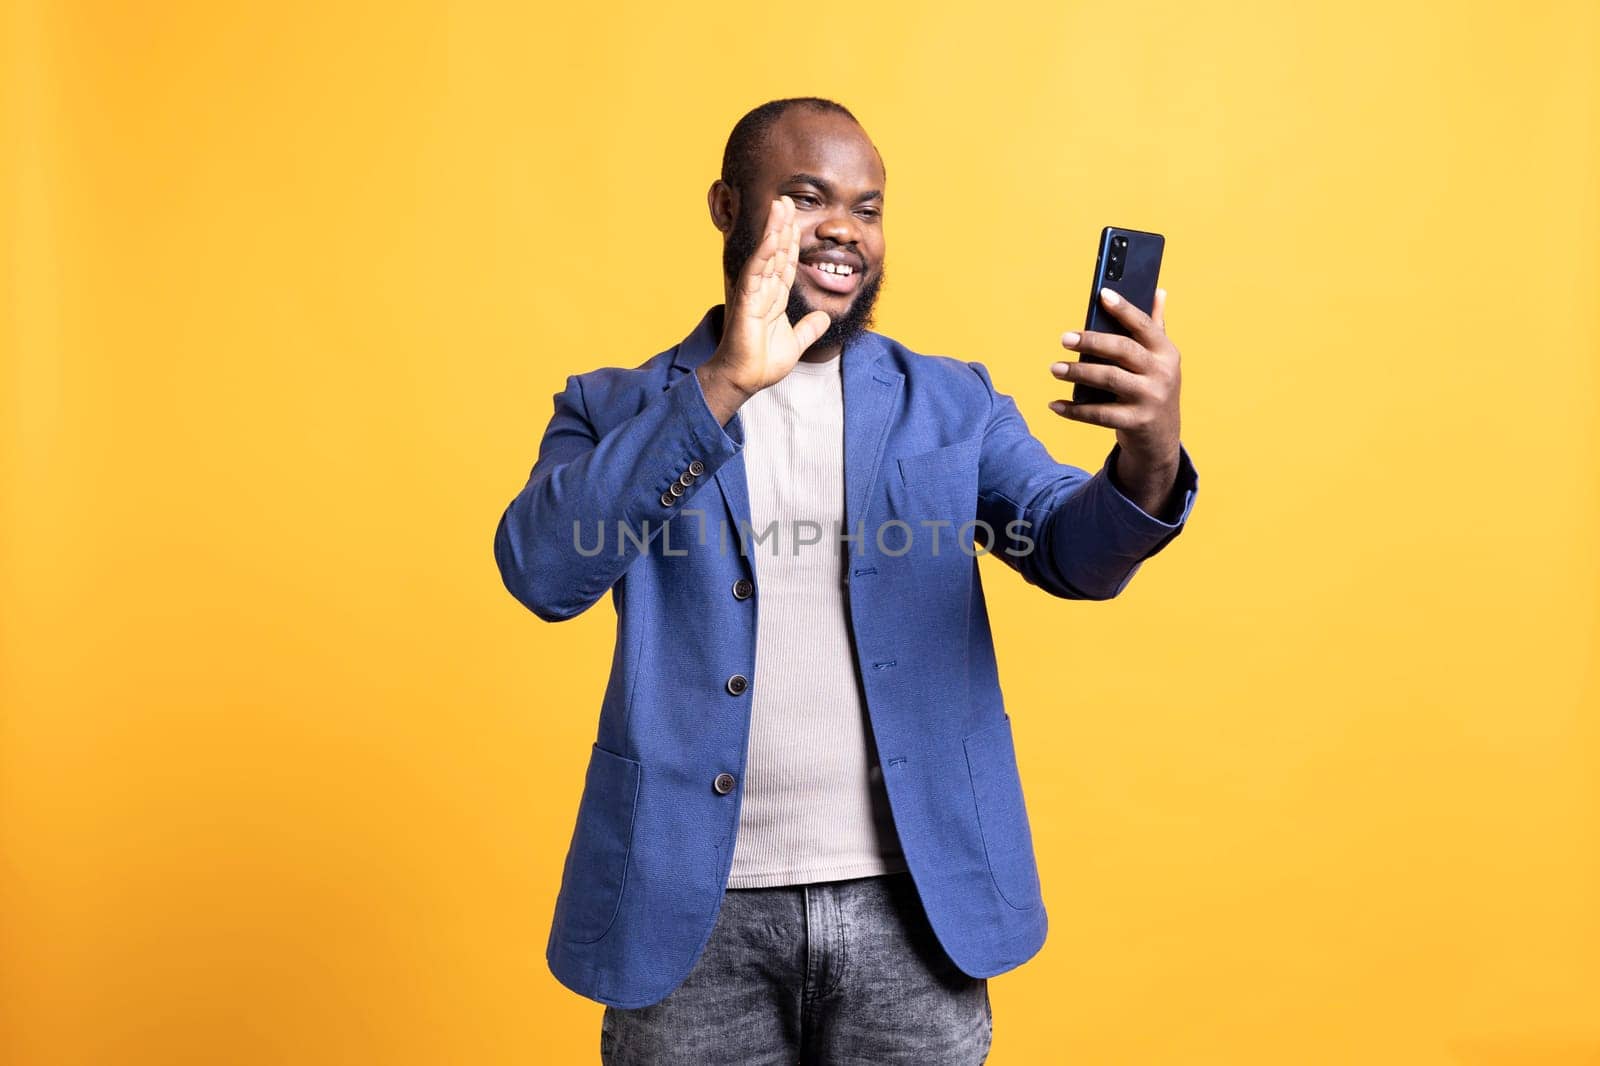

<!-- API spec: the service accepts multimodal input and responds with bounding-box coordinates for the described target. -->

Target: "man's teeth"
[811,261,854,276]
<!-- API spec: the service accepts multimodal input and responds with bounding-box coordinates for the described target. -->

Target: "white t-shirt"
[724,352,909,888]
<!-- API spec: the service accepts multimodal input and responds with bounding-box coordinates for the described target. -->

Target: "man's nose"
[814,211,862,251]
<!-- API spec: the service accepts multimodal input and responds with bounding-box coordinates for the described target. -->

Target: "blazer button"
[688,459,706,477]
[678,471,695,488]
[660,490,676,507]
[732,578,754,600]
[668,481,685,497]
[713,772,736,795]
[726,673,749,696]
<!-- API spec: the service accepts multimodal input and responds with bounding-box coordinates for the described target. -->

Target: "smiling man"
[493,97,1200,1064]
[715,107,886,368]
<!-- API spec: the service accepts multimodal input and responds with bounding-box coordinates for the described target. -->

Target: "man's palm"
[720,195,831,395]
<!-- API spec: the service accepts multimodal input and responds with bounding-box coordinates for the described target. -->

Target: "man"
[493,97,1198,1064]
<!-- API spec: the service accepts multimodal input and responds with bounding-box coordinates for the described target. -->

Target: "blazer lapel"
[841,333,904,540]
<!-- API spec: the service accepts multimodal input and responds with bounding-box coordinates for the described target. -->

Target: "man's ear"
[707,180,736,235]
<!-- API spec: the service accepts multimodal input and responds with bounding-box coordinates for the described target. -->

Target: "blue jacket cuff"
[1097,439,1199,537]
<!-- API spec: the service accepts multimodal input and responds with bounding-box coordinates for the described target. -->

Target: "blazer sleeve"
[494,367,745,621]
[968,360,1199,601]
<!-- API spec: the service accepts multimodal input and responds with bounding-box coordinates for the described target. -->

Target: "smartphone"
[1071,226,1165,406]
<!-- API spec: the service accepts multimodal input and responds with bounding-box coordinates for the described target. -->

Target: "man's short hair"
[720,97,863,201]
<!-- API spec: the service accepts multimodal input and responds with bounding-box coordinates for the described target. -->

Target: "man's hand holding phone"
[1049,286,1185,520]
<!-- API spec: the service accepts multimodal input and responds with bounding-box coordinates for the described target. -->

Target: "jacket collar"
[667,304,726,375]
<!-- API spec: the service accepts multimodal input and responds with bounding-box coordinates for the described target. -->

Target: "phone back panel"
[1073,226,1165,405]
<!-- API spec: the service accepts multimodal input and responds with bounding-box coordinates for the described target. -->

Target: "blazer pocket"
[893,437,981,533]
[963,713,1044,910]
[553,743,641,944]
[896,437,979,489]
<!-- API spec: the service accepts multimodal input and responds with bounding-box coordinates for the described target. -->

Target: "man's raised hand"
[697,197,831,421]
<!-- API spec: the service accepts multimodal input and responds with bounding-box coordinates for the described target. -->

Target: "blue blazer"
[494,305,1199,1008]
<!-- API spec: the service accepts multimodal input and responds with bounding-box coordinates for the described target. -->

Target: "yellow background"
[3,1,1596,1063]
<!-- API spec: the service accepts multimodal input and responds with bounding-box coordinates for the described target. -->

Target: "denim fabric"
[600,870,992,1065]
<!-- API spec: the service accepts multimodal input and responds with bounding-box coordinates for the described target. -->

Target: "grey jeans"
[600,869,992,1065]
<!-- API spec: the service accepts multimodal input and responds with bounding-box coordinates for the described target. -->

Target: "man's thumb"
[792,310,831,353]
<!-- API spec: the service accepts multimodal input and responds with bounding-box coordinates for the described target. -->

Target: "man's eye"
[857,209,881,219]
[790,194,821,207]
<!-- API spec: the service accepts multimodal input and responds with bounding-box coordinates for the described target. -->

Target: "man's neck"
[800,343,842,363]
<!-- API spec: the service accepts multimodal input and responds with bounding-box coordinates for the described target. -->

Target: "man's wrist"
[695,360,753,426]
[1111,440,1182,522]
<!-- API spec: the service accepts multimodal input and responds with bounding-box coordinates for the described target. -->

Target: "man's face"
[718,110,887,355]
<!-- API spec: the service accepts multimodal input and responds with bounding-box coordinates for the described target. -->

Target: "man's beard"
[722,203,885,357]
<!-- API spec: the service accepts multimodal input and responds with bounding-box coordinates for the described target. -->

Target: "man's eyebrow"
[783,173,884,203]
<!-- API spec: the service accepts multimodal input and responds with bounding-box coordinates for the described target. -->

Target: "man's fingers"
[740,199,785,282]
[1098,287,1164,349]
[769,228,788,280]
[763,218,801,324]
[792,309,832,353]
[783,201,797,286]
[772,195,793,268]
[1050,358,1140,400]
[1047,398,1135,430]
[740,258,768,298]
[738,209,781,298]
[1060,329,1151,372]
[763,219,782,278]
[779,220,799,294]
[736,199,797,313]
